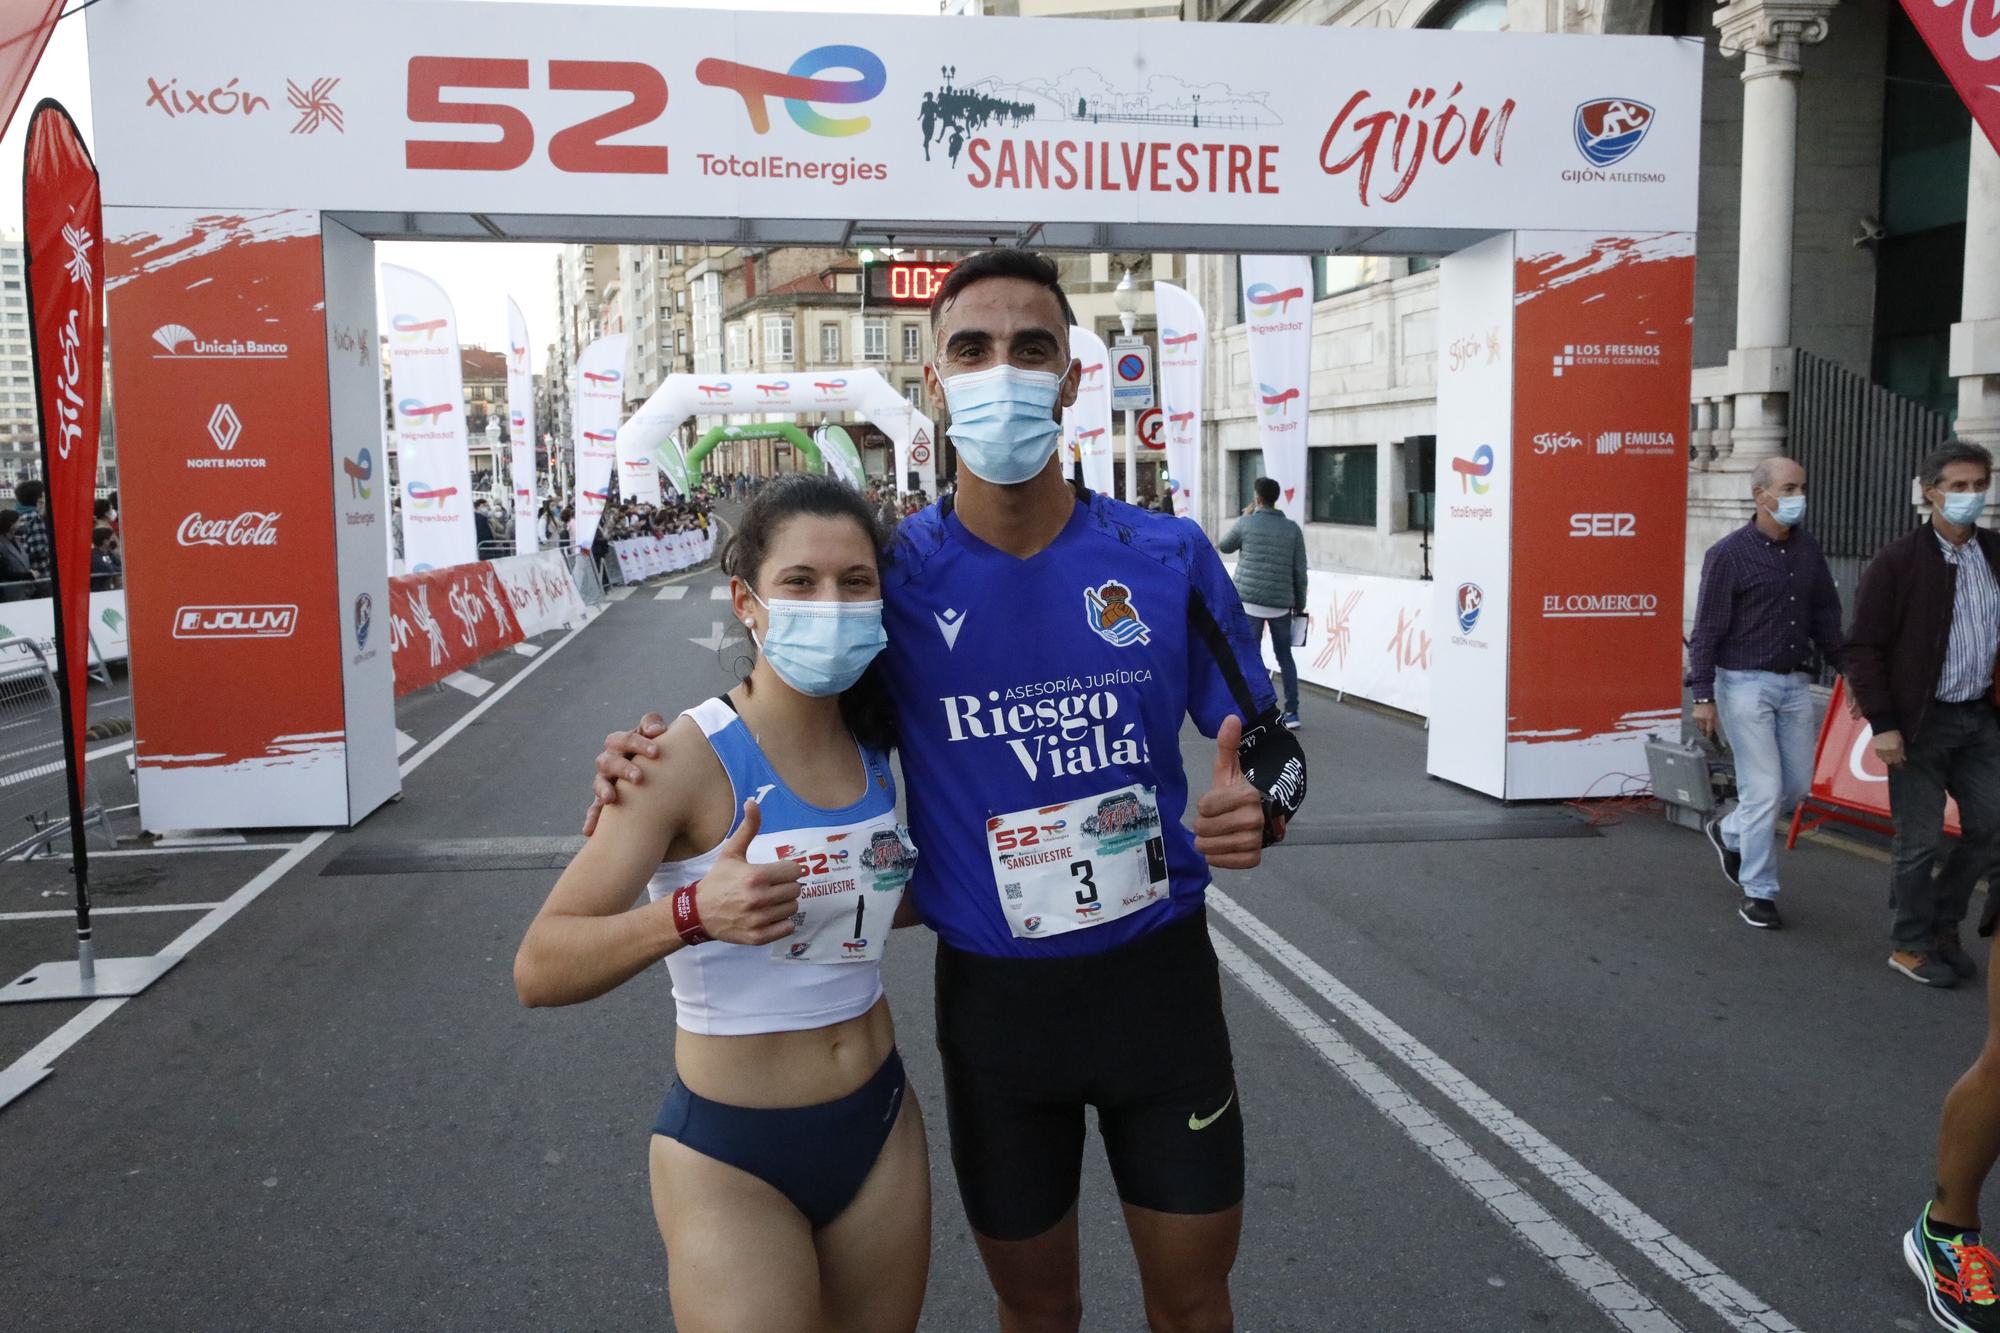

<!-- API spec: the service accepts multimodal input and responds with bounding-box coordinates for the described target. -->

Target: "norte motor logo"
[697,45,887,136]
[1573,98,1654,168]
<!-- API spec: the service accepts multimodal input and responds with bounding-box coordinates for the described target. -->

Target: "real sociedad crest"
[1573,98,1654,169]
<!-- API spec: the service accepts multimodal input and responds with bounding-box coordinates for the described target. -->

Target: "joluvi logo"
[1246,283,1305,317]
[1573,98,1654,168]
[697,45,886,137]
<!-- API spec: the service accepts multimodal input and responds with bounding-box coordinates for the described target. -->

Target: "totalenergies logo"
[1080,362,1104,383]
[756,381,791,397]
[399,398,453,424]
[1258,383,1300,417]
[392,313,447,342]
[581,430,616,446]
[1161,328,1199,349]
[509,342,529,372]
[343,447,373,499]
[814,378,848,396]
[696,45,886,137]
[1451,444,1496,494]
[407,480,458,509]
[581,369,622,387]
[697,382,732,399]
[1246,283,1304,317]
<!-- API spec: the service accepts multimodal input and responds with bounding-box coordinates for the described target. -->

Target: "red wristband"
[670,882,711,946]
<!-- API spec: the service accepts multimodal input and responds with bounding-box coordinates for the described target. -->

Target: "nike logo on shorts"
[1188,1090,1235,1132]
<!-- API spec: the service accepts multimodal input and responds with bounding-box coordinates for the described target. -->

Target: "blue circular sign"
[1117,353,1145,381]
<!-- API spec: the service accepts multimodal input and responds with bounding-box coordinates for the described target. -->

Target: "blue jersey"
[880,489,1273,958]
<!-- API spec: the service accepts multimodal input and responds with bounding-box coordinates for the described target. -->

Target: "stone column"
[1952,133,2000,452]
[1712,0,1837,468]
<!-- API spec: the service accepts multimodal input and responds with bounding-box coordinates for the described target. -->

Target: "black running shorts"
[933,906,1245,1242]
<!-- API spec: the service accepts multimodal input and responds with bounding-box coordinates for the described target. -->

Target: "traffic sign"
[1137,407,1165,450]
[911,441,932,465]
[1112,343,1154,411]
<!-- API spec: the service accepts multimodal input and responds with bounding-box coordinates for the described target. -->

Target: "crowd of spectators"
[0,481,123,602]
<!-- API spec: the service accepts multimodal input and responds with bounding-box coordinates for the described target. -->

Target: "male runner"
[589,249,1306,1333]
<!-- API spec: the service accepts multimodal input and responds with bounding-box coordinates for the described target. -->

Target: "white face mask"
[935,364,1064,485]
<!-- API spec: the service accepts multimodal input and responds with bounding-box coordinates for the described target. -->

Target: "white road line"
[86,739,132,762]
[708,585,730,600]
[85,844,299,859]
[0,903,224,922]
[1209,931,1683,1333]
[1209,890,1799,1333]
[4,602,605,1083]
[655,585,689,601]
[394,729,418,757]
[606,586,636,601]
[442,671,493,698]
[512,642,543,658]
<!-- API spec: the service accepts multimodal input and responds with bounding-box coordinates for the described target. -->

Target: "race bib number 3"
[768,822,918,965]
[988,784,1169,939]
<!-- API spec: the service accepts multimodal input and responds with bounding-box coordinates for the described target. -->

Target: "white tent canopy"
[617,370,938,497]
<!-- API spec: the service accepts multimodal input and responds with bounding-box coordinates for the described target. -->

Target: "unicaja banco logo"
[1451,444,1496,494]
[1574,98,1654,168]
[697,45,887,137]
[1246,283,1304,317]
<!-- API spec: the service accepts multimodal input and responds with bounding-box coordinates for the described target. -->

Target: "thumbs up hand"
[1194,715,1266,871]
[688,801,805,946]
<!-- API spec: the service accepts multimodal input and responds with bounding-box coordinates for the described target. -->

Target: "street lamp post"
[1112,267,1140,504]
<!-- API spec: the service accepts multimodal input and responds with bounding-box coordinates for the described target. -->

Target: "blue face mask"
[1772,495,1806,527]
[1940,490,1988,526]
[937,364,1064,485]
[748,593,887,697]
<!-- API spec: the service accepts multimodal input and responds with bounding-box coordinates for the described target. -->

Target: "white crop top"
[647,698,916,1036]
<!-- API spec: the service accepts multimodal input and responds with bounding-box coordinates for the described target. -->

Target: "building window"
[727,324,748,370]
[763,316,793,364]
[676,291,686,311]
[902,324,923,363]
[1309,445,1377,526]
[1231,449,1267,512]
[862,318,888,361]
[904,380,926,409]
[820,323,842,363]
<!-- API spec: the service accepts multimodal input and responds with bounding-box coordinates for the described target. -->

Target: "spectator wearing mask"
[13,480,50,579]
[89,526,122,590]
[0,510,37,601]
[1846,439,2000,988]
[473,498,496,557]
[1219,477,1308,731]
[1685,457,1843,930]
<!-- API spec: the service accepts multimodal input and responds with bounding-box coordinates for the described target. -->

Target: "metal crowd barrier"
[0,638,111,861]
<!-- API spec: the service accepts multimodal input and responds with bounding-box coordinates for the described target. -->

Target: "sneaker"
[1280,712,1302,731]
[1892,951,1962,988]
[1938,936,1982,981]
[1905,1204,2000,1331]
[1703,817,1742,888]
[1739,897,1782,930]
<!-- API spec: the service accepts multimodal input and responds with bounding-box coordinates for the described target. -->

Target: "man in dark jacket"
[1219,477,1308,730]
[473,499,496,558]
[1846,439,2000,990]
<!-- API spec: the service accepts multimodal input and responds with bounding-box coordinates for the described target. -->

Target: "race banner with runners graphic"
[1239,256,1311,525]
[382,263,475,571]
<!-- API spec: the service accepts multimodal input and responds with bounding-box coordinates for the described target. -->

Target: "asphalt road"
[0,560,1985,1332]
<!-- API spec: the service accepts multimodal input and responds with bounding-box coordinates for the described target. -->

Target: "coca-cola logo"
[177,511,281,548]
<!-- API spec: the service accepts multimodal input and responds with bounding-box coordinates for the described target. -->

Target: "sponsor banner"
[1806,678,1963,835]
[490,548,586,638]
[1063,324,1114,495]
[617,369,933,496]
[611,529,716,583]
[388,561,524,695]
[324,216,399,818]
[507,297,539,555]
[816,424,866,488]
[106,205,349,830]
[24,100,104,808]
[1505,231,1692,799]
[1153,281,1205,524]
[1233,566,1431,717]
[85,3,1701,237]
[1239,256,1310,525]
[574,333,630,548]
[1426,233,1516,797]
[1897,0,1999,155]
[382,262,476,572]
[0,590,132,665]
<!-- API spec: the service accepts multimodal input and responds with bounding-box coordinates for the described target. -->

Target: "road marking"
[395,729,418,757]
[152,830,246,847]
[1210,931,1683,1333]
[442,671,493,698]
[606,586,636,601]
[86,739,132,762]
[655,585,688,601]
[0,903,225,921]
[691,621,729,652]
[4,608,605,1085]
[1210,890,1798,1333]
[709,586,730,601]
[512,642,542,658]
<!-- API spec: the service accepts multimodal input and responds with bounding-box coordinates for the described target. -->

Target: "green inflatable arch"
[690,423,822,473]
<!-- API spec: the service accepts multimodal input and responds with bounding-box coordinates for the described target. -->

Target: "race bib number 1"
[988,784,1169,940]
[769,822,918,965]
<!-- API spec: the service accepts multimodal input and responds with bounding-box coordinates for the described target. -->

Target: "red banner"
[0,5,64,144]
[23,100,102,807]
[388,563,524,696]
[1901,0,2000,154]
[1800,678,1961,838]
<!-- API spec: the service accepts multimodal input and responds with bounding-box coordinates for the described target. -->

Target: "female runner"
[515,473,929,1332]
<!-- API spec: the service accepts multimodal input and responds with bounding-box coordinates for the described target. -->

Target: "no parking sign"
[1112,343,1153,411]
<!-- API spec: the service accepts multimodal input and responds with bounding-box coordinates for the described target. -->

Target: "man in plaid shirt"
[1686,457,1845,931]
[12,480,50,580]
